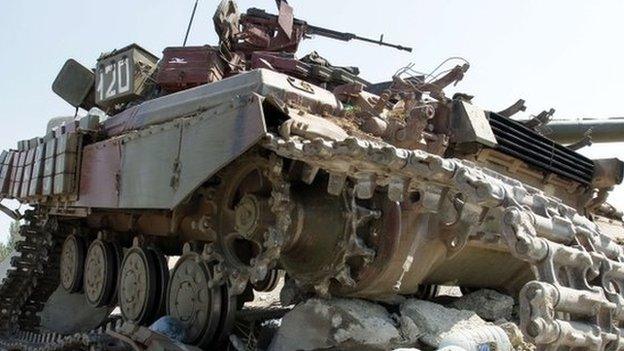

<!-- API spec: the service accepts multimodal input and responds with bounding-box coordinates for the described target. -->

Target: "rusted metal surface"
[77,92,266,210]
[77,139,122,208]
[156,46,226,93]
[1,1,624,350]
[264,133,624,349]
[103,68,340,137]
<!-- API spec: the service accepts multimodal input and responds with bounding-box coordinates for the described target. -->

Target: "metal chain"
[1,134,622,350]
[0,210,57,333]
[262,133,624,350]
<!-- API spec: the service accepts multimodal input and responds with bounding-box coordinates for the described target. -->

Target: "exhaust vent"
[488,112,595,185]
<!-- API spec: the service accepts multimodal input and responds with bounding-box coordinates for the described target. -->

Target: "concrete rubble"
[499,322,536,351]
[268,298,414,351]
[400,299,486,348]
[450,289,515,322]
[264,289,534,351]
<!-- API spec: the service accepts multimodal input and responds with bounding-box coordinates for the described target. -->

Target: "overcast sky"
[0,0,623,242]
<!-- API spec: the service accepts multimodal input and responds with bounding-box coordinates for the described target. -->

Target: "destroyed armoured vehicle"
[0,0,623,350]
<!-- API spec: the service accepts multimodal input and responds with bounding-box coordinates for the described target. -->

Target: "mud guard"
[77,93,267,209]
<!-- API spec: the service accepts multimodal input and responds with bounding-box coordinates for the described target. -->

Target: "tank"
[1,1,624,350]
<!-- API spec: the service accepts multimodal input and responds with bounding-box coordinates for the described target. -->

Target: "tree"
[0,221,20,262]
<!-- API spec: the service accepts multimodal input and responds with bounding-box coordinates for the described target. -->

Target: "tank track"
[0,319,185,351]
[262,133,624,350]
[0,211,62,333]
[0,327,120,351]
[0,214,124,351]
[1,133,623,350]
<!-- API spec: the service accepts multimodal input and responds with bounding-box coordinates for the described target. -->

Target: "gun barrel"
[306,25,356,41]
[243,8,412,52]
[545,118,624,144]
[307,25,413,52]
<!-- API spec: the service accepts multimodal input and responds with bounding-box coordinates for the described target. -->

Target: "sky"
[0,0,623,242]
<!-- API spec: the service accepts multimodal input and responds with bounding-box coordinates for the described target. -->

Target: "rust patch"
[77,139,122,208]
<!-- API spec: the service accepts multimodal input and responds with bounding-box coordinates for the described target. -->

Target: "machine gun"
[242,8,413,53]
[215,0,413,54]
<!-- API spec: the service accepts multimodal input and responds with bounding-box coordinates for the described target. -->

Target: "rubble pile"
[248,288,535,351]
[269,299,410,351]
[450,289,515,322]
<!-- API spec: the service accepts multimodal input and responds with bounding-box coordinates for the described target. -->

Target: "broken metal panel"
[77,139,122,209]
[77,115,100,131]
[115,94,266,209]
[79,94,267,210]
[173,94,267,207]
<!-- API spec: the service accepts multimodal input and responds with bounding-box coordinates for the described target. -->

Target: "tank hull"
[0,65,622,351]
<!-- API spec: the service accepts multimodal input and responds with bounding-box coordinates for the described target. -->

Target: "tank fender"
[77,93,267,209]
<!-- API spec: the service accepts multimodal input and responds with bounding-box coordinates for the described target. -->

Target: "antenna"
[183,0,199,47]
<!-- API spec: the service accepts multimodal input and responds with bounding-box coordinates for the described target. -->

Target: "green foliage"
[0,221,20,262]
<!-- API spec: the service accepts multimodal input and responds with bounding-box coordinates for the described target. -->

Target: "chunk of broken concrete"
[450,289,514,321]
[269,298,414,351]
[400,299,486,348]
[439,325,512,351]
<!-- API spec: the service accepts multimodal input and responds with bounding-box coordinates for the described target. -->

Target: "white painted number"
[96,56,132,102]
[117,57,130,94]
[105,63,117,99]
[97,71,105,101]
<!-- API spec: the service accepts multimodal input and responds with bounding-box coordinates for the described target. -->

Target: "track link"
[262,133,624,350]
[0,211,60,333]
[1,133,623,350]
